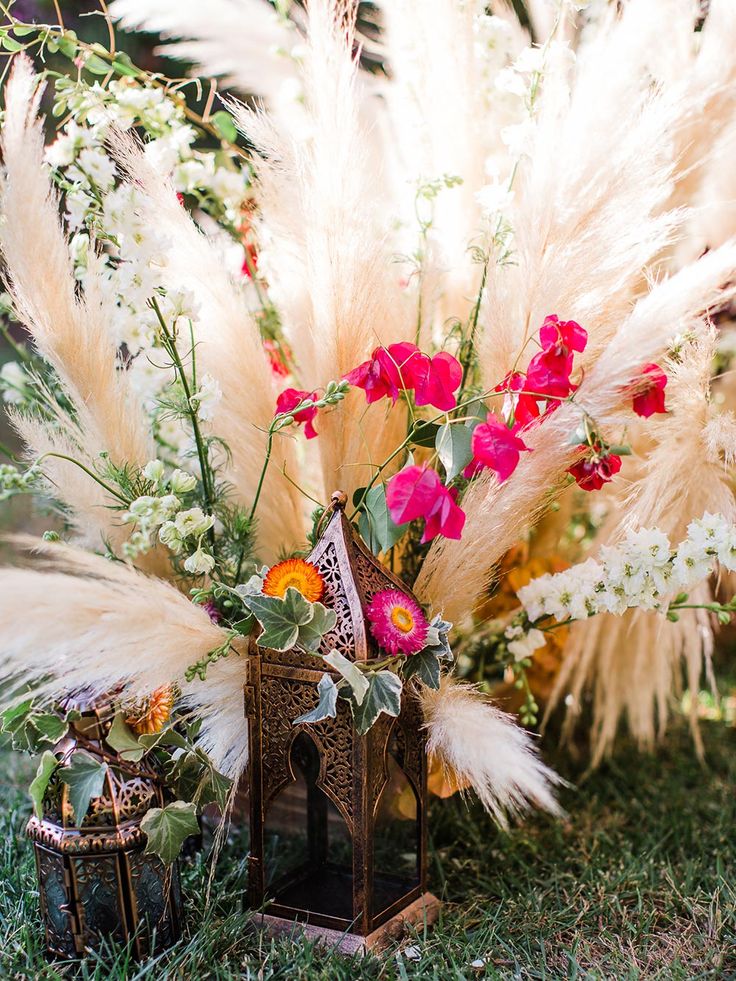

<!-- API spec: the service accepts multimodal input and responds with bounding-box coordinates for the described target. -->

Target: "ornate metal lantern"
[27,700,183,959]
[245,493,439,954]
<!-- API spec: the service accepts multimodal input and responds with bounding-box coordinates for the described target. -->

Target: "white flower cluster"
[517,514,736,627]
[0,463,38,501]
[122,461,215,575]
[0,361,29,405]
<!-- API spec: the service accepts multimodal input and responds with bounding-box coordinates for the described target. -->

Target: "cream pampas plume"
[549,329,736,764]
[108,0,301,104]
[231,0,412,500]
[0,539,249,779]
[0,57,153,550]
[421,678,564,828]
[416,242,736,623]
[108,133,306,561]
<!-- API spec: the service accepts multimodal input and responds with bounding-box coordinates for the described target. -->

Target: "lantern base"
[253,891,440,956]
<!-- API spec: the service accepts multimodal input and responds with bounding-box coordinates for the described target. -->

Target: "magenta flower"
[412,351,463,411]
[539,315,587,355]
[469,418,531,482]
[386,464,466,543]
[275,387,319,439]
[366,588,429,656]
[345,344,462,410]
[632,363,667,418]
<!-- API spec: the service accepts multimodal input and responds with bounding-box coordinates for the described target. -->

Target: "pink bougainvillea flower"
[241,241,259,279]
[386,464,466,542]
[567,448,622,491]
[539,314,588,355]
[495,371,541,427]
[366,587,429,656]
[469,418,531,483]
[413,351,463,411]
[631,363,668,418]
[275,387,319,439]
[525,348,575,399]
[344,342,424,403]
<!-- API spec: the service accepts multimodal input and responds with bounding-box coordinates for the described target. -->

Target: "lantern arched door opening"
[263,731,354,920]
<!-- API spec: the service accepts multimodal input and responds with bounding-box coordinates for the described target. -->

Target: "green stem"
[35,452,129,504]
[0,440,17,461]
[0,323,32,365]
[248,427,275,527]
[150,297,217,550]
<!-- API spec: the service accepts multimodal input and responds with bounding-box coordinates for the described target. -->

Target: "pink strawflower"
[386,464,465,542]
[469,418,531,482]
[366,588,429,656]
[275,387,319,439]
[632,363,668,418]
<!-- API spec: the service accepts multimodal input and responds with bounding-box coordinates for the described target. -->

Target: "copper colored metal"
[26,698,183,959]
[245,494,439,953]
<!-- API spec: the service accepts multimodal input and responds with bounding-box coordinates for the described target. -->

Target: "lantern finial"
[331,489,348,510]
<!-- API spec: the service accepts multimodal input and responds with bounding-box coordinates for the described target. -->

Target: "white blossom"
[169,469,197,495]
[174,507,215,539]
[184,548,216,576]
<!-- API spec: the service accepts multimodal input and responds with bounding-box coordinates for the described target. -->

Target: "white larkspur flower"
[671,539,713,590]
[0,361,28,404]
[507,628,546,662]
[169,469,197,495]
[143,460,165,484]
[476,182,515,218]
[184,548,216,576]
[190,373,222,422]
[174,507,215,539]
[159,520,184,554]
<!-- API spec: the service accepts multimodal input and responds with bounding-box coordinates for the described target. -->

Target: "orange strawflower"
[125,686,175,736]
[263,558,325,603]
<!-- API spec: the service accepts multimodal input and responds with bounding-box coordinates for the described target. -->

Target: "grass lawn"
[1,713,734,980]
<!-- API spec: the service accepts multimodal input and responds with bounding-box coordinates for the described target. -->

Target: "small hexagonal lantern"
[26,699,183,959]
[244,493,439,954]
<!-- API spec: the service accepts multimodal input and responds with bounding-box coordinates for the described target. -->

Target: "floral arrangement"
[1,0,736,861]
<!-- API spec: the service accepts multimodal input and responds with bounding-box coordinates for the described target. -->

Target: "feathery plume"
[231,0,413,500]
[420,677,564,828]
[0,538,249,778]
[0,57,153,547]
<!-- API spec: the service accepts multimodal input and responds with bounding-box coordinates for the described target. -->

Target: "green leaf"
[1,702,67,753]
[139,727,187,752]
[29,751,58,818]
[246,587,314,651]
[358,484,408,555]
[111,52,139,77]
[84,54,111,76]
[106,713,145,762]
[435,423,473,482]
[351,671,403,735]
[402,648,441,689]
[141,801,199,864]
[1,36,24,51]
[298,602,337,652]
[11,25,38,36]
[323,650,369,705]
[60,751,108,823]
[211,110,238,143]
[57,33,78,59]
[410,421,440,448]
[293,674,339,726]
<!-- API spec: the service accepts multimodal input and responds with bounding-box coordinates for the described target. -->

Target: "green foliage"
[350,670,403,735]
[60,750,108,824]
[140,801,200,865]
[402,648,441,689]
[435,422,473,482]
[245,587,336,653]
[357,484,408,555]
[292,673,339,726]
[211,110,238,143]
[323,650,369,705]
[28,751,58,818]
[106,714,145,763]
[0,702,67,754]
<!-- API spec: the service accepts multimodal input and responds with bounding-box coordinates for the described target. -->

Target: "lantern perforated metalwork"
[26,700,183,959]
[245,492,439,954]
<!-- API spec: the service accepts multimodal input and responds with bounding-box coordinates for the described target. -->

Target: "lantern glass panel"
[264,732,354,920]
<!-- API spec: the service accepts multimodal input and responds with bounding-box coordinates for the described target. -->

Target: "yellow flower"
[125,686,174,736]
[263,558,325,603]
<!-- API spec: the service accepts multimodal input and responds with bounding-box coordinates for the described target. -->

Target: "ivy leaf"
[358,484,408,555]
[141,801,200,864]
[293,674,339,726]
[323,650,370,705]
[246,587,314,651]
[402,648,441,689]
[2,702,67,753]
[424,615,454,661]
[211,110,238,143]
[351,671,403,735]
[106,713,145,762]
[435,423,473,482]
[29,751,58,818]
[60,751,108,823]
[298,602,337,653]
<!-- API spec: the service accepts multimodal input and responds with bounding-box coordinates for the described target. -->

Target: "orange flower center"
[390,605,415,634]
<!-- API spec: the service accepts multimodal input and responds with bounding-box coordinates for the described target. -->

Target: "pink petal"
[386,465,442,524]
[414,352,462,410]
